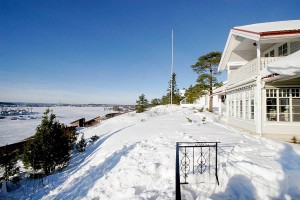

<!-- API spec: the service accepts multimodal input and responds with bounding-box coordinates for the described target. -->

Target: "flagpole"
[171,29,174,104]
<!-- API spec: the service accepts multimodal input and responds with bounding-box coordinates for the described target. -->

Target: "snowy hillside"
[2,105,300,199]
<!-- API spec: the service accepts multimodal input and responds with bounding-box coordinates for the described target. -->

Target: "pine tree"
[184,84,204,104]
[191,52,222,112]
[150,98,161,107]
[136,94,148,113]
[0,146,19,181]
[23,109,71,175]
[162,73,182,105]
[76,135,87,152]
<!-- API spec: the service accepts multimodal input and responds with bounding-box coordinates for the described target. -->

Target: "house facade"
[217,20,300,141]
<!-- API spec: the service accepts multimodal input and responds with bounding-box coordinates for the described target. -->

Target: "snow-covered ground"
[0,106,112,146]
[1,105,300,199]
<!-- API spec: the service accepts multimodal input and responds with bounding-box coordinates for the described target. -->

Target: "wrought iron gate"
[175,142,220,200]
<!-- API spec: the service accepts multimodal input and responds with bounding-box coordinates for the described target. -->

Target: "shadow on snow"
[210,175,257,200]
[276,143,300,200]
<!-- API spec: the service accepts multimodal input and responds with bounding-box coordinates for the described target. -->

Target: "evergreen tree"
[162,73,182,105]
[160,95,169,105]
[136,94,148,113]
[0,146,19,181]
[184,84,207,104]
[76,135,87,152]
[23,109,70,175]
[191,51,222,112]
[150,98,161,107]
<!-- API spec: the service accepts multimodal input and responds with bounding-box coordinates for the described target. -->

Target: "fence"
[175,142,220,200]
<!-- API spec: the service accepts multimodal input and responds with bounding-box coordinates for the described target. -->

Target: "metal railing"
[175,142,220,200]
[228,57,281,86]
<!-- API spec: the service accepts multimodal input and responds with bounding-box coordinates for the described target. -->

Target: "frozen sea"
[0,106,112,146]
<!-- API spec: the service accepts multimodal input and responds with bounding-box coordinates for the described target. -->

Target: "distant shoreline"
[0,102,134,107]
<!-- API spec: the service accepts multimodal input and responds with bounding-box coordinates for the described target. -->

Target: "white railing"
[228,57,281,86]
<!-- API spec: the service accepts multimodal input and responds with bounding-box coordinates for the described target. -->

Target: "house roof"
[233,20,300,36]
[218,20,300,71]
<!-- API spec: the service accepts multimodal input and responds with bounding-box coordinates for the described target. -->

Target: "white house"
[217,20,300,141]
[180,88,221,112]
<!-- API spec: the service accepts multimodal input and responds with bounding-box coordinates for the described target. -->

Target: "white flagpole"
[170,29,174,104]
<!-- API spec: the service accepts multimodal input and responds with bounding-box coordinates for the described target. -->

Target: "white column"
[256,41,262,135]
[256,42,261,58]
[218,95,222,116]
[226,95,229,119]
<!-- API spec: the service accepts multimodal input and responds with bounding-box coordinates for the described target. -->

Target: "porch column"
[218,95,222,116]
[256,41,262,135]
[256,42,261,58]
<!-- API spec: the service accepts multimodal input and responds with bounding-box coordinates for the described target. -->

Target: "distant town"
[0,102,135,120]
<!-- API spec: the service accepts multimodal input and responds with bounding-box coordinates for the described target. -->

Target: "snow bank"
[267,50,300,76]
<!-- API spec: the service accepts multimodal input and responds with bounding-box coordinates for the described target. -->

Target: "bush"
[198,107,204,112]
[90,135,100,143]
[291,136,299,144]
[186,118,192,123]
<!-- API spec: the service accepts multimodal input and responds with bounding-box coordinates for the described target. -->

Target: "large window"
[278,43,288,56]
[240,100,243,118]
[250,90,255,120]
[266,88,300,122]
[279,89,289,122]
[236,100,239,117]
[292,89,300,121]
[251,99,255,119]
[266,89,277,121]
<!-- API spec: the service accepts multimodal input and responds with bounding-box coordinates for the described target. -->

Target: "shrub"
[291,136,299,144]
[186,118,192,123]
[198,107,204,112]
[90,135,100,143]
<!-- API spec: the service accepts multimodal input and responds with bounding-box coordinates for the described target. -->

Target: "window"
[245,92,249,119]
[278,43,288,56]
[236,100,239,117]
[250,90,255,120]
[251,99,254,119]
[231,100,234,116]
[292,99,300,122]
[266,88,300,122]
[265,53,269,57]
[279,98,289,121]
[292,89,300,122]
[266,89,277,121]
[240,100,243,118]
[270,50,275,57]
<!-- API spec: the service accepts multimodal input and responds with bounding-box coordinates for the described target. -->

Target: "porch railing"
[175,142,220,200]
[228,57,281,86]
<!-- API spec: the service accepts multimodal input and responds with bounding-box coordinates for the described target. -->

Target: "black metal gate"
[175,142,220,200]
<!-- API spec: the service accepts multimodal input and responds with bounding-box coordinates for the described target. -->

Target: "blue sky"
[1,0,299,104]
